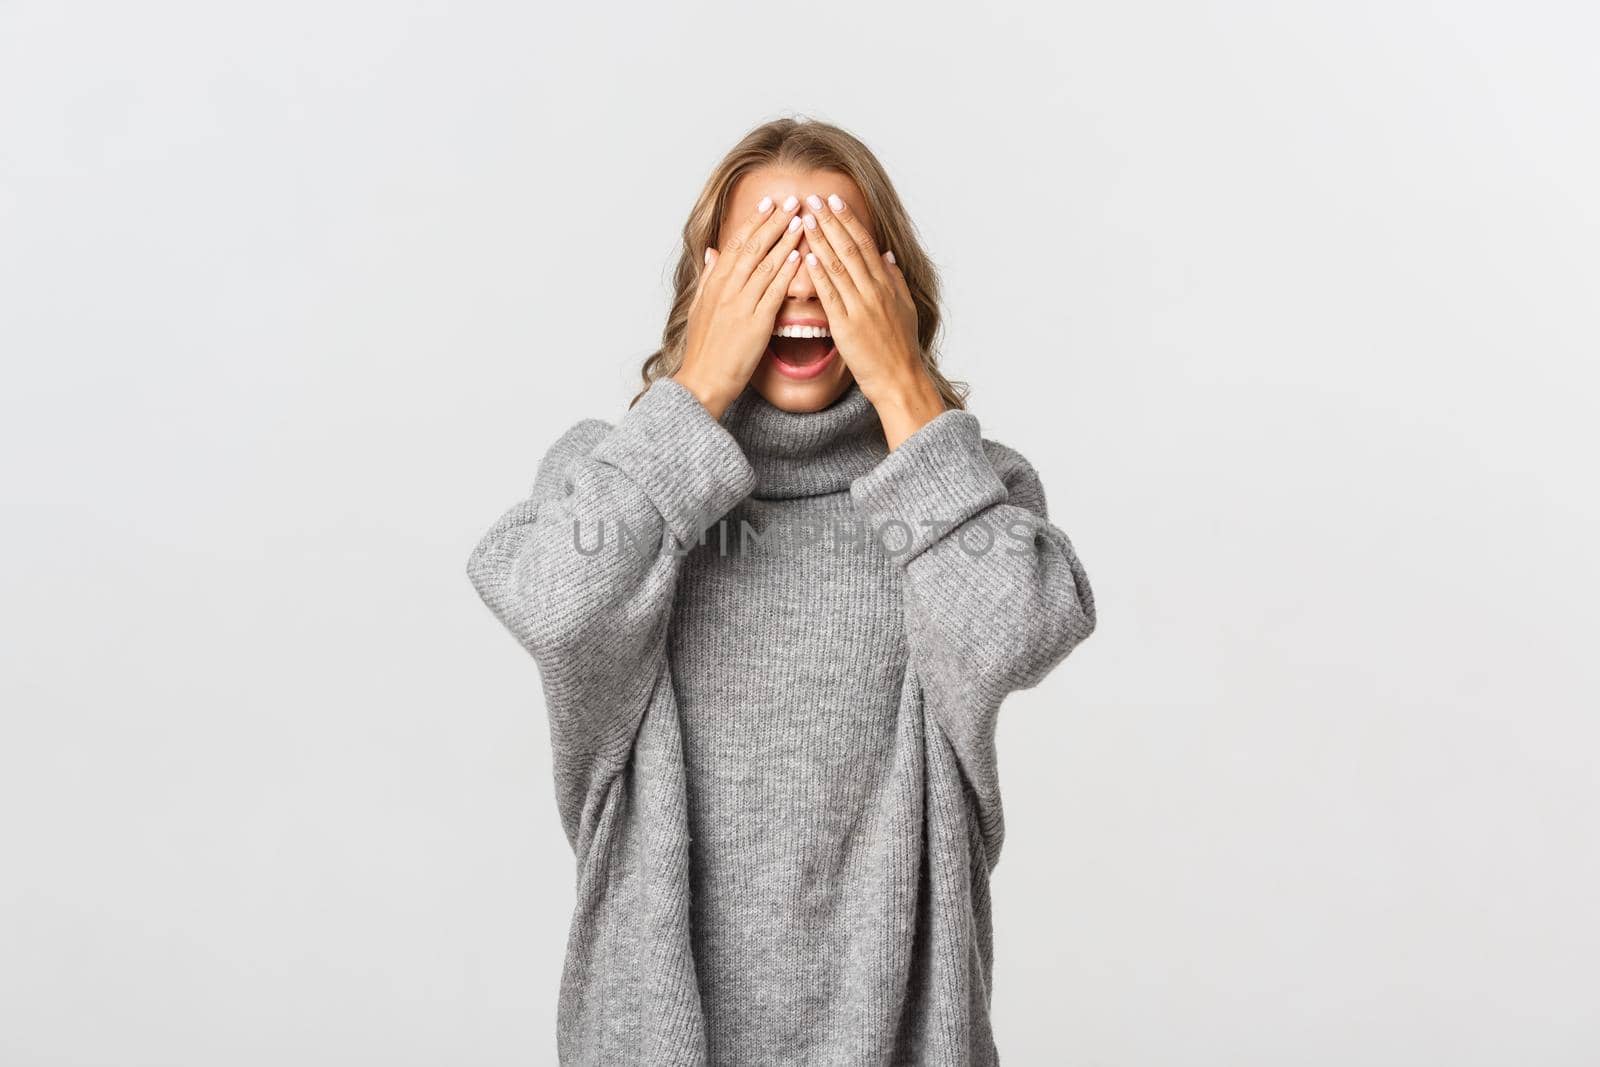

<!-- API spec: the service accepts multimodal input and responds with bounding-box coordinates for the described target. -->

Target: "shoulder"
[979,434,1050,521]
[544,416,614,461]
[531,416,613,497]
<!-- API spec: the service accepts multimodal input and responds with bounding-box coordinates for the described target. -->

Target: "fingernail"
[885,250,895,264]
[802,213,817,230]
[787,249,799,262]
[704,247,713,265]
[757,195,773,213]
[781,195,799,212]
[787,215,802,233]
[827,193,844,212]
[806,252,818,266]
[805,194,824,212]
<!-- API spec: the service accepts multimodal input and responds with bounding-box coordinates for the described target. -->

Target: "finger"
[881,249,912,301]
[724,193,801,284]
[800,204,861,312]
[740,210,805,304]
[688,246,718,313]
[755,246,805,318]
[802,250,850,331]
[699,245,719,291]
[805,192,879,294]
[718,197,775,270]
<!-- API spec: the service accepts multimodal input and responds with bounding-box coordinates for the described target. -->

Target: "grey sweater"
[467,375,1095,1066]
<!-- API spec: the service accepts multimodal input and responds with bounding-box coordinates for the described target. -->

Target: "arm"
[849,408,1096,759]
[466,376,755,845]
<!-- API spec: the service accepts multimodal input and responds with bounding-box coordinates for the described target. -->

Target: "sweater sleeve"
[848,408,1096,759]
[467,377,755,841]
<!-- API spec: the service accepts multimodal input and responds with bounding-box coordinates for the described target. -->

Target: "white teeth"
[772,324,831,339]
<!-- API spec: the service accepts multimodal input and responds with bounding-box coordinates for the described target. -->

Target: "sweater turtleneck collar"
[718,378,890,500]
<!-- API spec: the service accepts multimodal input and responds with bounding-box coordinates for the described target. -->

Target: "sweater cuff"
[589,376,757,547]
[848,408,1008,564]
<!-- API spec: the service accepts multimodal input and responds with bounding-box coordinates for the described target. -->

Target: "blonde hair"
[630,115,968,411]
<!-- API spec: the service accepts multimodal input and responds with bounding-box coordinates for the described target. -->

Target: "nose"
[785,234,821,301]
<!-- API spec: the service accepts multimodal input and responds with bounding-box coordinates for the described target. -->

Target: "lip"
[766,341,839,380]
[775,318,829,329]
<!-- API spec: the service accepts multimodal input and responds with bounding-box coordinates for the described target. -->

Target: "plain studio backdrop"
[2,1,1596,1064]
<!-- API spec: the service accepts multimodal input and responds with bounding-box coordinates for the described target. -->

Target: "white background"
[3,1,1596,1063]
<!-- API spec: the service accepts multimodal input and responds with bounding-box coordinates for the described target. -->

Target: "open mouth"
[767,324,837,380]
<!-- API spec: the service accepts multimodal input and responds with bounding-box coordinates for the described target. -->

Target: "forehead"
[722,165,874,232]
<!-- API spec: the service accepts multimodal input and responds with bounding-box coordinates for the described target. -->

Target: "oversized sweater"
[466,374,1096,1066]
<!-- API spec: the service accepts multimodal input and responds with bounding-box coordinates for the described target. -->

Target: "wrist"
[870,367,947,451]
[671,366,742,420]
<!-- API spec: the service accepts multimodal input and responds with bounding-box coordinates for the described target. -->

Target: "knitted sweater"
[467,375,1096,1066]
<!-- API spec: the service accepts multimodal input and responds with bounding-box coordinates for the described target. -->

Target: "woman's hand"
[673,194,806,419]
[798,193,947,449]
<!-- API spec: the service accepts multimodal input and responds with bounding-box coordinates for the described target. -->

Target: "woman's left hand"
[800,193,947,447]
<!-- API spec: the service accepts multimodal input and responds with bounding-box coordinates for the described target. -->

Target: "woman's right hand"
[672,193,806,419]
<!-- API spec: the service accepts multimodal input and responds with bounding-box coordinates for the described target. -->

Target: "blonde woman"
[468,116,1096,1066]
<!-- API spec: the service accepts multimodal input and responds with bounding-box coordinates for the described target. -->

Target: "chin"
[751,358,854,413]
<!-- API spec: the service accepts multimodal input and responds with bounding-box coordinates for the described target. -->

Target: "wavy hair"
[630,115,968,411]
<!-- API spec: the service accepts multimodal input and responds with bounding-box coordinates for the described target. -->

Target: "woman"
[467,117,1096,1066]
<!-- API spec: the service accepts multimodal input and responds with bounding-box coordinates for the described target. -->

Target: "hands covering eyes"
[672,189,928,424]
